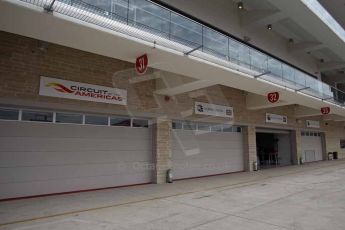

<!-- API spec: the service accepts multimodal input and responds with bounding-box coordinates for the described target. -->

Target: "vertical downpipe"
[126,0,130,25]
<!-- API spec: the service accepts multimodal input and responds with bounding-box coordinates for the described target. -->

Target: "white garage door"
[301,131,323,163]
[172,121,244,180]
[0,108,152,200]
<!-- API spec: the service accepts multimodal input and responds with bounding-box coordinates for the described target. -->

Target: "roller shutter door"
[172,122,244,180]
[301,131,323,163]
[0,120,152,200]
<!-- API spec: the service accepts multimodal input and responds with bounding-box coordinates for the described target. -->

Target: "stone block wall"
[1,31,345,179]
[152,117,172,184]
[243,126,257,171]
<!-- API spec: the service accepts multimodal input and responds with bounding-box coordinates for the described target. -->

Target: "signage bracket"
[254,71,271,79]
[295,86,310,92]
[184,45,203,55]
[322,96,333,101]
[44,0,56,12]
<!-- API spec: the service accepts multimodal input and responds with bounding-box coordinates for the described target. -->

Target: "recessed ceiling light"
[267,24,272,30]
[243,36,251,42]
[237,2,244,9]
[37,40,49,52]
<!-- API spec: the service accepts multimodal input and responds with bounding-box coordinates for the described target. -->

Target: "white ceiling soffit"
[266,0,345,70]
[300,0,345,43]
[155,80,215,96]
[288,41,324,54]
[294,105,321,118]
[277,18,318,43]
[0,0,344,118]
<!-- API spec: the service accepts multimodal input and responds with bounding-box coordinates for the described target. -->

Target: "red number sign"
[267,92,280,103]
[321,107,330,115]
[135,54,148,75]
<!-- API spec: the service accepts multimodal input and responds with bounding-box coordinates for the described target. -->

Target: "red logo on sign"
[135,54,148,75]
[321,107,330,115]
[46,83,74,93]
[267,92,280,103]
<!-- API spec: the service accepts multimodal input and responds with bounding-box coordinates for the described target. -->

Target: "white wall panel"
[276,134,292,166]
[0,121,152,200]
[172,130,244,179]
[301,135,323,162]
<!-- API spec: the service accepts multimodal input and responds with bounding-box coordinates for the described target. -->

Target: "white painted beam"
[128,71,161,84]
[154,80,215,96]
[294,105,321,118]
[332,117,345,122]
[180,109,193,118]
[322,114,336,121]
[246,93,293,110]
[188,90,208,98]
[323,114,345,121]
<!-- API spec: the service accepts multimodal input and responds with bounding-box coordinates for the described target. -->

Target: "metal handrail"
[18,0,345,107]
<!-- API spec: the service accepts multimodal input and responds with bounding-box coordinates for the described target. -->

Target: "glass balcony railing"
[20,0,345,107]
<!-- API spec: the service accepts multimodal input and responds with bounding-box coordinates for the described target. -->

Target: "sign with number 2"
[267,92,280,103]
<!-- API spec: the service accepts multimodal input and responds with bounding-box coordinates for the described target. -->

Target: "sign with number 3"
[321,107,330,115]
[267,92,280,103]
[135,54,148,75]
